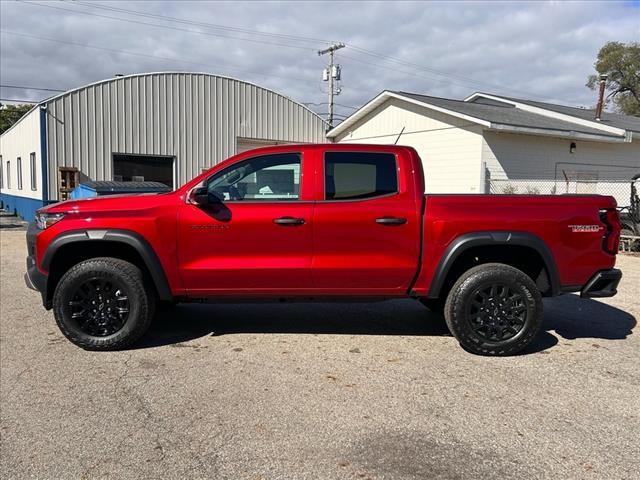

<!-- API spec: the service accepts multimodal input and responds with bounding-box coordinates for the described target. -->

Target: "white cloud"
[1,0,638,119]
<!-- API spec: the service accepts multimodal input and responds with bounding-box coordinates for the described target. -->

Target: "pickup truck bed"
[417,194,619,298]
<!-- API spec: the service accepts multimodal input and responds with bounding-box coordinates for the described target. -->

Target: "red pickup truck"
[25,144,622,355]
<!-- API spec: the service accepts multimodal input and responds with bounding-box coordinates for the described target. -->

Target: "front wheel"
[52,258,154,350]
[444,263,543,356]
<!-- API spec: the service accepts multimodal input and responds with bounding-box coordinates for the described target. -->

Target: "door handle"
[273,217,305,226]
[376,217,407,226]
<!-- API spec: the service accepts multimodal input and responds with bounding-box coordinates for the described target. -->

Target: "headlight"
[35,212,66,230]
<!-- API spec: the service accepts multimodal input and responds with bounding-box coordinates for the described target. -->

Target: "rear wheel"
[444,263,543,356]
[52,258,154,350]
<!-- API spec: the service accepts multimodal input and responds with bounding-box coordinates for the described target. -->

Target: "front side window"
[30,152,37,191]
[324,152,397,200]
[17,157,22,190]
[206,153,301,201]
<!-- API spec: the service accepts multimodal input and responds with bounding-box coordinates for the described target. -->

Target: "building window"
[0,155,3,189]
[7,161,11,189]
[17,157,23,190]
[30,152,37,191]
[324,152,398,200]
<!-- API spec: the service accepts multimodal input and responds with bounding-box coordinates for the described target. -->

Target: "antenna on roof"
[394,126,406,145]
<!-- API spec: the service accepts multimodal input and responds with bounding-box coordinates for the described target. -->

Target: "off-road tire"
[444,263,543,356]
[53,257,154,350]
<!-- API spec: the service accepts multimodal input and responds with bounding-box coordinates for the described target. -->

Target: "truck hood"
[40,192,173,214]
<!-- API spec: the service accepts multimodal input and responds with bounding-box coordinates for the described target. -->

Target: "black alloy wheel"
[466,283,527,342]
[444,263,543,356]
[53,257,155,350]
[68,278,130,336]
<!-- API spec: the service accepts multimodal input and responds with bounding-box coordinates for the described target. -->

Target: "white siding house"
[328,91,640,205]
[330,97,485,193]
[482,131,640,202]
[0,106,45,220]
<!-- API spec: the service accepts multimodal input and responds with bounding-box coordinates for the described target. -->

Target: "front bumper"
[580,269,622,298]
[25,221,50,308]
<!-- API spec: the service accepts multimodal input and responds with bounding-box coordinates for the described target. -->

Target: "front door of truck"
[311,150,421,295]
[177,151,314,295]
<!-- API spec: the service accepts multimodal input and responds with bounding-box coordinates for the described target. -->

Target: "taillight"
[600,208,621,254]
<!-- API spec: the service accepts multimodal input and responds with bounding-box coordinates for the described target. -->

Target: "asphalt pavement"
[1,229,638,479]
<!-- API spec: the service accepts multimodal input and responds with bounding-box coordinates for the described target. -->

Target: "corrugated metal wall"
[44,72,327,200]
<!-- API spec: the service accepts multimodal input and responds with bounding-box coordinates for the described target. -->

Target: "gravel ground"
[1,228,638,479]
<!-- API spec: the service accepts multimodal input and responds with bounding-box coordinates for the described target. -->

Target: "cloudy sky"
[1,0,638,122]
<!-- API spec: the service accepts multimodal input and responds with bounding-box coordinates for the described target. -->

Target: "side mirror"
[188,186,224,205]
[188,186,209,205]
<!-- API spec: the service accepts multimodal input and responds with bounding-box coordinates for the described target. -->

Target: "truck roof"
[232,143,418,155]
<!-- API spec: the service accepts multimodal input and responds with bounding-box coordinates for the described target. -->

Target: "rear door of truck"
[310,147,422,295]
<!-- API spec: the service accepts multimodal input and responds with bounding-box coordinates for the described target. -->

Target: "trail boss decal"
[569,225,604,233]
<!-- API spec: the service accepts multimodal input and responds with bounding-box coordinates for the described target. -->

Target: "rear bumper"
[580,269,622,298]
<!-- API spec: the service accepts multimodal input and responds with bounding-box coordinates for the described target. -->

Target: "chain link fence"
[488,177,632,204]
[487,162,640,252]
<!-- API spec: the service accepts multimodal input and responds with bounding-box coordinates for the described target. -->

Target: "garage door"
[113,154,174,188]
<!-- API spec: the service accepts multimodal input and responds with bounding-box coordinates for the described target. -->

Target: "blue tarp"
[70,181,171,199]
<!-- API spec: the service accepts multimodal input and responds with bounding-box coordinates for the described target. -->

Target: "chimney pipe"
[595,74,607,121]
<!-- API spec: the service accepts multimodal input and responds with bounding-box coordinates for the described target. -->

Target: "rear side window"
[324,152,397,200]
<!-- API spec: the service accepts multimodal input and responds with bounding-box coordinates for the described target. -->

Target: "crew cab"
[25,144,622,355]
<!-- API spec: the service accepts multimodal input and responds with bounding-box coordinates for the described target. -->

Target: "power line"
[1,30,315,86]
[19,1,316,52]
[66,0,550,100]
[304,102,358,109]
[341,53,467,89]
[0,98,37,103]
[1,84,65,92]
[17,0,555,103]
[344,45,546,100]
[340,52,545,101]
[70,0,330,45]
[29,0,549,101]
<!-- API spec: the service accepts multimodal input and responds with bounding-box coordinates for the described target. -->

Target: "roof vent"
[595,74,607,121]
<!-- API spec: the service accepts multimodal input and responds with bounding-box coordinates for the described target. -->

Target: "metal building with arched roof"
[0,72,327,220]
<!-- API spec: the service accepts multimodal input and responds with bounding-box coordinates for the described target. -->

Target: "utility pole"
[318,42,345,129]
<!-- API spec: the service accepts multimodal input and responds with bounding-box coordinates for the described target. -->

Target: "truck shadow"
[541,295,636,341]
[136,295,636,354]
